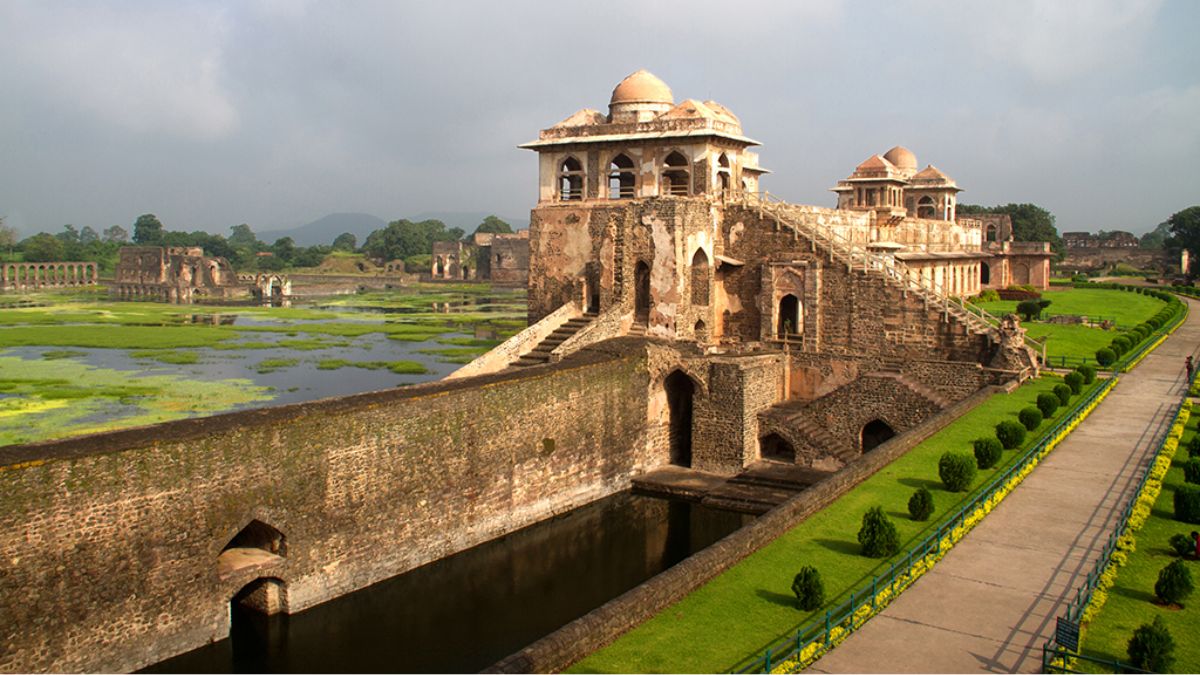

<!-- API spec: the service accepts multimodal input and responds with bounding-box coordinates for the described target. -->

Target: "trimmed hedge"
[1183,458,1200,485]
[1175,485,1200,524]
[1096,348,1116,367]
[973,436,1004,468]
[938,451,977,492]
[907,487,934,521]
[1076,364,1096,385]
[995,420,1026,449]
[1063,372,1084,395]
[1053,384,1073,406]
[1036,392,1060,418]
[1017,407,1043,432]
[857,507,900,558]
[791,566,825,611]
[1154,559,1194,606]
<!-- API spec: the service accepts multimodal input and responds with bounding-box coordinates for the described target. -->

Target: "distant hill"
[259,213,387,247]
[260,211,529,247]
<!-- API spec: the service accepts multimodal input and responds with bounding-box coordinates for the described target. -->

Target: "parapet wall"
[0,344,653,673]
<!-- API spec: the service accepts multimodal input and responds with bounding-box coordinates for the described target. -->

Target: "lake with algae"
[0,284,526,447]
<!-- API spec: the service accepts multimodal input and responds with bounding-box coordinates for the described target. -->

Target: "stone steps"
[511,313,597,367]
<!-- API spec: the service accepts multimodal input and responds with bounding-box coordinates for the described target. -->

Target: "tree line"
[0,213,515,274]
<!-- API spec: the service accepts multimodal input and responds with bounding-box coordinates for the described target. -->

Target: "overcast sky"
[2,0,1197,238]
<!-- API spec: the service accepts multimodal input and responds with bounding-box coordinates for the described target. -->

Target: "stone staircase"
[759,400,854,464]
[511,313,597,367]
[743,195,998,344]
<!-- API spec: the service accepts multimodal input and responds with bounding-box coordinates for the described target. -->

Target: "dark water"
[143,492,751,674]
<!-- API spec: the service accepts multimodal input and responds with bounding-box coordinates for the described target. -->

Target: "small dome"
[883,146,917,171]
[610,69,674,105]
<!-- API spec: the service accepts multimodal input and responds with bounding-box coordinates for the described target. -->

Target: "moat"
[142,492,752,674]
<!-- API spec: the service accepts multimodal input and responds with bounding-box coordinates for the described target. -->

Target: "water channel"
[143,492,752,674]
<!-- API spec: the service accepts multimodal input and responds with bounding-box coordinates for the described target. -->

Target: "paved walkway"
[812,299,1200,674]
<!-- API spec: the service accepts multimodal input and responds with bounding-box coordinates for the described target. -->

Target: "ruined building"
[430,230,530,284]
[1,71,1048,674]
[114,246,289,303]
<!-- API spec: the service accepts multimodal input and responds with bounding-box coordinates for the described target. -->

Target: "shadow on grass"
[898,477,941,490]
[815,538,859,556]
[1111,585,1157,604]
[755,588,799,608]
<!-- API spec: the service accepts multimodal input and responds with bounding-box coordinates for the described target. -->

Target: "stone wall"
[491,233,531,285]
[0,344,655,674]
[1,262,98,291]
[487,383,1002,674]
[1060,248,1177,274]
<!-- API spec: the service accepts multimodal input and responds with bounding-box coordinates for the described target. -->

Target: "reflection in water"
[144,492,751,674]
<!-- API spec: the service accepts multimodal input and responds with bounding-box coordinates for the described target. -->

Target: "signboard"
[1056,616,1080,652]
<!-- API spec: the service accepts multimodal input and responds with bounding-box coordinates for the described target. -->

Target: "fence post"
[871,576,877,609]
[824,611,830,645]
[765,648,771,674]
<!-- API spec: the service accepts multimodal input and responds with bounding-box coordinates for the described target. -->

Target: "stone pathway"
[811,299,1200,674]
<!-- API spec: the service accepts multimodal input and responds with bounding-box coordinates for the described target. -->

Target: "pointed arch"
[916,195,935,219]
[608,152,636,199]
[777,293,801,337]
[663,150,691,196]
[760,433,795,463]
[664,370,696,467]
[558,156,584,201]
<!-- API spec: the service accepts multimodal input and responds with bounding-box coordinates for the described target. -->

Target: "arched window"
[777,294,802,337]
[917,196,935,219]
[980,262,991,285]
[663,151,690,196]
[717,153,731,195]
[609,153,636,199]
[986,224,997,242]
[558,156,584,201]
[690,249,710,305]
[694,319,709,343]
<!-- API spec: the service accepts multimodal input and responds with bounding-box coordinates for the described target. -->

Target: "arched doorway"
[760,433,795,463]
[664,371,695,467]
[980,262,991,285]
[861,419,896,452]
[663,151,690,196]
[917,196,935,218]
[777,294,801,337]
[690,249,710,305]
[635,261,651,323]
[218,519,286,580]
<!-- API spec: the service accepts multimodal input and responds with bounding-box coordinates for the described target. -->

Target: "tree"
[228,223,259,250]
[1140,221,1170,250]
[331,232,357,252]
[20,233,66,261]
[857,506,900,558]
[1166,206,1200,275]
[79,226,99,244]
[475,215,513,235]
[959,203,1064,258]
[271,237,296,263]
[0,218,16,257]
[1127,616,1175,672]
[102,225,129,243]
[132,214,164,245]
[363,219,464,261]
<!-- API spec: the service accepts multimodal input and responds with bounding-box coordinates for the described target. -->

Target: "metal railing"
[736,377,1115,673]
[1041,304,1192,674]
[737,192,1001,338]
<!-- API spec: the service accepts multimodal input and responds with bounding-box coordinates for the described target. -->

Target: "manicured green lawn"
[974,288,1166,367]
[571,376,1094,673]
[1078,416,1200,672]
[974,288,1165,328]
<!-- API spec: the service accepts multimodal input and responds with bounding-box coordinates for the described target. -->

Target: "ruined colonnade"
[1,262,98,291]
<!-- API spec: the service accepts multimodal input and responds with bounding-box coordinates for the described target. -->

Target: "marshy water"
[0,287,527,445]
[143,491,752,674]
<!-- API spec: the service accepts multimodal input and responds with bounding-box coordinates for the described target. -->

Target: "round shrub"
[1076,364,1096,385]
[1154,559,1194,606]
[939,451,977,492]
[1112,335,1132,354]
[791,566,825,611]
[1169,533,1193,557]
[1095,347,1116,367]
[1052,384,1072,406]
[1175,485,1200,524]
[1184,458,1200,485]
[1128,616,1176,673]
[1063,372,1084,395]
[908,487,935,521]
[1036,392,1060,418]
[974,436,1004,468]
[995,420,1026,449]
[1017,407,1043,432]
[857,506,900,558]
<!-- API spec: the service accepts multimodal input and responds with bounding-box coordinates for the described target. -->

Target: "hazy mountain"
[260,211,529,246]
[259,212,387,246]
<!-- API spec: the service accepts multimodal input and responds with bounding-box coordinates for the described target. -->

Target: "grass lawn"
[570,375,1096,673]
[974,288,1165,329]
[973,288,1166,367]
[1077,415,1200,672]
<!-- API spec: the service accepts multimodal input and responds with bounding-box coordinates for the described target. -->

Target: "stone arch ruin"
[860,419,896,452]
